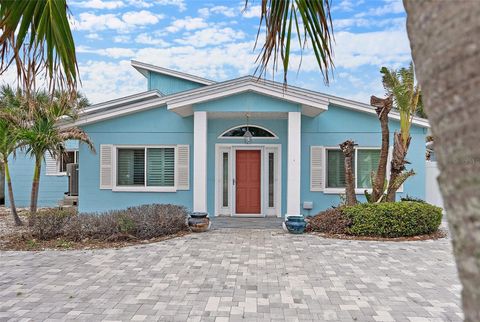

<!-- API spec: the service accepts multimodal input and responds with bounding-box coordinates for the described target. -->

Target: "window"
[326,148,379,189]
[221,125,276,138]
[59,151,78,173]
[117,147,175,187]
[222,152,229,207]
[268,152,274,207]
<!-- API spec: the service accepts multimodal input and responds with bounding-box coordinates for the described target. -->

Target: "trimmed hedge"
[30,204,189,241]
[343,201,442,237]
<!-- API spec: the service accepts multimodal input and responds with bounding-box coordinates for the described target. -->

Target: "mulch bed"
[308,228,448,242]
[0,231,191,251]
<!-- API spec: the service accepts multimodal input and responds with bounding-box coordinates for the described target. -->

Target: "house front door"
[235,150,261,214]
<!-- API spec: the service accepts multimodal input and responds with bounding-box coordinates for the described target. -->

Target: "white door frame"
[214,143,281,217]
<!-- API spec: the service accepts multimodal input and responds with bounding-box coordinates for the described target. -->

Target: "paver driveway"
[0,228,462,321]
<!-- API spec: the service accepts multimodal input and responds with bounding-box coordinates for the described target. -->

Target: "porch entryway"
[215,144,281,217]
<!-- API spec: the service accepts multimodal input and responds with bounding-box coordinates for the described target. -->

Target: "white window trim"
[218,124,278,140]
[323,146,381,195]
[58,150,79,175]
[112,144,177,193]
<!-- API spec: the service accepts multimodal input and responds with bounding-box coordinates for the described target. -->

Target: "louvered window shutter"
[176,145,190,190]
[45,153,59,176]
[310,146,325,191]
[100,144,113,189]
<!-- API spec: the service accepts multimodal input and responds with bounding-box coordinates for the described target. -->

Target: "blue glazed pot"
[188,212,210,232]
[285,216,306,234]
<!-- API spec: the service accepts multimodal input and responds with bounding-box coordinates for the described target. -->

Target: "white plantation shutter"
[176,145,190,190]
[45,153,60,175]
[310,146,325,191]
[100,144,113,189]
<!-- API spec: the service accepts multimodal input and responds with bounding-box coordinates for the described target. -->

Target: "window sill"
[46,172,67,177]
[112,186,177,193]
[323,188,372,195]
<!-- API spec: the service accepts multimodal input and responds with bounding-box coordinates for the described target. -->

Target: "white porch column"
[286,111,301,217]
[193,111,207,213]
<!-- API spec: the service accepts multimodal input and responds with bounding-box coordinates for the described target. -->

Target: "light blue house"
[6,61,430,217]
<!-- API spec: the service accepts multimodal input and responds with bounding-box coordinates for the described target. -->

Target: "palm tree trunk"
[30,156,42,215]
[3,157,22,226]
[340,140,357,206]
[370,95,392,202]
[386,133,411,202]
[404,0,480,320]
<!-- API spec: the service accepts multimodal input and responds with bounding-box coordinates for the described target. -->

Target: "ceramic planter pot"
[285,215,306,234]
[188,212,210,232]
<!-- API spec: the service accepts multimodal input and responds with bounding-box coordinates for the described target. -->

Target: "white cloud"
[199,6,238,18]
[334,17,405,30]
[122,10,164,26]
[77,46,136,59]
[113,35,131,43]
[72,11,162,32]
[155,0,186,12]
[332,0,365,12]
[70,0,125,9]
[85,33,102,40]
[135,33,170,47]
[127,0,153,8]
[242,5,261,18]
[166,17,209,33]
[78,60,145,103]
[175,27,245,47]
[356,0,404,17]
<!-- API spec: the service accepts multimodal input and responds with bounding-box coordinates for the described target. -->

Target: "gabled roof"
[64,62,430,128]
[166,76,329,117]
[131,60,216,86]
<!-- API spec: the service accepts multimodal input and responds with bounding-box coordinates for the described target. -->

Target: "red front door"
[235,150,261,214]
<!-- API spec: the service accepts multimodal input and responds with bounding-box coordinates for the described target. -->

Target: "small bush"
[30,204,189,241]
[344,201,442,238]
[400,195,426,203]
[307,207,352,234]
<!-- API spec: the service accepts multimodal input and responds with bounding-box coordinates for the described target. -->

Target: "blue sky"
[63,0,411,104]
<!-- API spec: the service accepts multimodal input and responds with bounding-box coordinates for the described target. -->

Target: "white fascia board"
[78,90,162,116]
[328,97,430,128]
[131,60,216,85]
[61,98,168,128]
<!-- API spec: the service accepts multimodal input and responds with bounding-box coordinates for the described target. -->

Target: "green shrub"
[344,201,442,237]
[307,207,351,234]
[30,204,189,241]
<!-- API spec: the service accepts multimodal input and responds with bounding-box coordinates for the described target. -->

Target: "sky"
[5,0,413,104]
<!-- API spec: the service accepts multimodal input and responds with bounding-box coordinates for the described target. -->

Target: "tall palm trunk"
[404,0,480,320]
[340,140,357,206]
[29,156,42,215]
[3,157,22,226]
[370,95,392,202]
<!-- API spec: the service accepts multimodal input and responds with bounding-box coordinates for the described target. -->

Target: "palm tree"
[403,1,480,320]
[0,86,24,225]
[340,140,357,206]
[0,0,78,94]
[380,63,421,201]
[17,91,95,214]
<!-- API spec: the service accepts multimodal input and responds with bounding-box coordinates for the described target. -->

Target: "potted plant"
[284,215,307,234]
[188,212,210,232]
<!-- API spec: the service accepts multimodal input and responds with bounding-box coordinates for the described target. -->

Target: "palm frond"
[0,0,78,93]
[249,0,334,84]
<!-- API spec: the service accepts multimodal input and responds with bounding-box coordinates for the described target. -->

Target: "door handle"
[233,178,235,185]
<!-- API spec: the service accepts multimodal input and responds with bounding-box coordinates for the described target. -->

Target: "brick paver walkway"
[0,229,462,321]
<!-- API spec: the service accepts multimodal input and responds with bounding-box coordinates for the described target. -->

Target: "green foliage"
[251,0,334,84]
[401,195,426,203]
[344,202,442,238]
[0,0,78,92]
